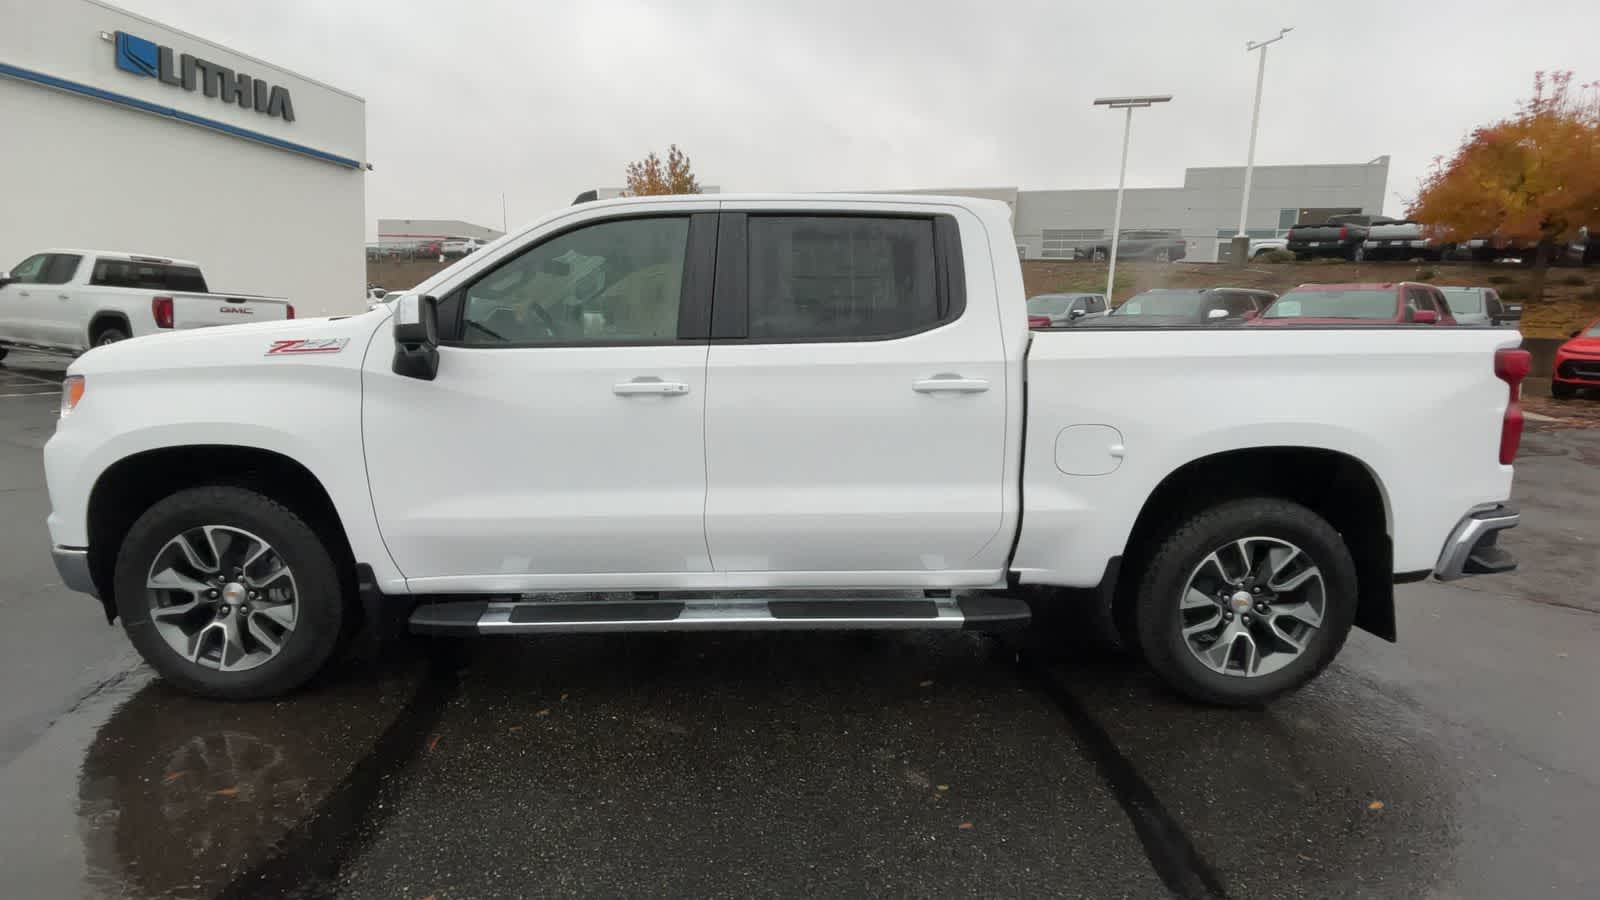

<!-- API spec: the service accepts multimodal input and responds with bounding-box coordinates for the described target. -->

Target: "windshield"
[1112,291,1207,316]
[1027,296,1074,315]
[1440,288,1484,313]
[1264,289,1397,319]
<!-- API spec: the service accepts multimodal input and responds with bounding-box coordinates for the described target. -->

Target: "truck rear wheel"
[114,486,345,700]
[1134,498,1358,706]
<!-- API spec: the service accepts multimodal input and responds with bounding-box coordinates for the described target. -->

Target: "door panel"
[704,207,1008,578]
[363,211,717,587]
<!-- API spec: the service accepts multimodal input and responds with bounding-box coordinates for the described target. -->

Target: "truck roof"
[38,249,202,267]
[573,192,1014,216]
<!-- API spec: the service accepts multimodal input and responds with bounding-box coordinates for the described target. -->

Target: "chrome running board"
[408,594,1030,635]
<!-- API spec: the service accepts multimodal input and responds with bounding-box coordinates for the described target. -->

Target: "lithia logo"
[113,31,295,122]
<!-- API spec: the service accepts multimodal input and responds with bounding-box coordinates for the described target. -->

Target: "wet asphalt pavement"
[1,350,1597,899]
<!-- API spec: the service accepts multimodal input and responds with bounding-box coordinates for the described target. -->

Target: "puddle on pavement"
[3,655,426,900]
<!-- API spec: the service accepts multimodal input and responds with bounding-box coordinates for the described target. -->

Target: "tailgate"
[173,294,291,329]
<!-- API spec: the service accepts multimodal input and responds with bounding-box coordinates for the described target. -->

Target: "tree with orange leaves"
[1410,71,1600,301]
[622,145,701,197]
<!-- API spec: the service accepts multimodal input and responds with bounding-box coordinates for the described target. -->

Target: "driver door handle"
[613,377,690,396]
[913,374,990,394]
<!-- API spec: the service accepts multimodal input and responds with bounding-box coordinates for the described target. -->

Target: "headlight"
[60,375,86,418]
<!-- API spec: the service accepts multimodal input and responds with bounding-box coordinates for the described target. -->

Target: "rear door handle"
[58,293,71,301]
[913,374,990,394]
[613,377,690,396]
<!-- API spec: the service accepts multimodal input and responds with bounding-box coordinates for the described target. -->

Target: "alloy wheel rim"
[145,525,298,672]
[1178,536,1324,678]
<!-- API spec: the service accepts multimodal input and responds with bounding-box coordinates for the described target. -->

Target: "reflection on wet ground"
[65,658,427,900]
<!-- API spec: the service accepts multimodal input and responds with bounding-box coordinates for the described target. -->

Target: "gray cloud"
[122,0,1600,236]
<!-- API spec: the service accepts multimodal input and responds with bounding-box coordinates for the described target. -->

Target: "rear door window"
[1406,288,1436,313]
[741,216,952,341]
[43,254,83,285]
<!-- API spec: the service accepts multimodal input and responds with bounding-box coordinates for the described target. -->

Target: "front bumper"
[52,546,98,597]
[1434,504,1519,581]
[1554,355,1600,385]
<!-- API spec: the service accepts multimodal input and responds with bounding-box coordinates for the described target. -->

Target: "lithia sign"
[111,31,295,122]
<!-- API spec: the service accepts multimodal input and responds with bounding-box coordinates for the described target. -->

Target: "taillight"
[1338,226,1348,240]
[286,304,296,320]
[1028,314,1052,329]
[1495,348,1531,464]
[152,296,174,329]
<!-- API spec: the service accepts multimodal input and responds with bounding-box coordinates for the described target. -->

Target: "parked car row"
[366,239,487,262]
[1284,215,1596,265]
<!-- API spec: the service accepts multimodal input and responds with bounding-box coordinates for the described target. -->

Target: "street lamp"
[1093,95,1172,301]
[1231,27,1292,266]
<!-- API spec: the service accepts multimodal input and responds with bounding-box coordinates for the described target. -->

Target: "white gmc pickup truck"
[43,195,1527,705]
[0,249,291,359]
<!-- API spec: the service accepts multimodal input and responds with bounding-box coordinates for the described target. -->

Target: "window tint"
[90,259,207,292]
[1087,295,1106,313]
[459,216,688,345]
[44,254,82,285]
[1441,288,1484,313]
[8,254,50,284]
[746,216,939,341]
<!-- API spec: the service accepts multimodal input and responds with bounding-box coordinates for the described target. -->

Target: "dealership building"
[376,219,504,250]
[910,156,1391,262]
[0,0,367,317]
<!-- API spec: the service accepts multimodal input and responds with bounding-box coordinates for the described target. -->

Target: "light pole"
[1231,27,1292,267]
[1093,95,1171,302]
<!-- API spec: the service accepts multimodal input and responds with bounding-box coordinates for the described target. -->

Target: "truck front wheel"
[1134,498,1358,706]
[113,486,345,700]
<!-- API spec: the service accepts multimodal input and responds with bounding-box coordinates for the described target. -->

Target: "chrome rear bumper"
[1434,504,1519,581]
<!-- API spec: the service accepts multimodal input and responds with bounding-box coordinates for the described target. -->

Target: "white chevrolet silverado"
[0,249,291,359]
[43,195,1527,704]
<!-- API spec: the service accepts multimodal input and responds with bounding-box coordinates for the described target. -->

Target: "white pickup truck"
[43,195,1528,705]
[0,250,291,359]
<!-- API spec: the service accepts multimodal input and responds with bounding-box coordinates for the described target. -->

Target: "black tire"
[1134,498,1358,706]
[93,326,128,347]
[1350,244,1367,262]
[1552,381,1577,399]
[115,486,345,700]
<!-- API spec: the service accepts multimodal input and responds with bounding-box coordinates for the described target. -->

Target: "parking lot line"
[0,371,64,387]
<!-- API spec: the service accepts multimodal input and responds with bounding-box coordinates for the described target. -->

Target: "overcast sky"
[122,0,1600,237]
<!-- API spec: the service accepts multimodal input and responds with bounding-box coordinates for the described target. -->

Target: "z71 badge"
[265,338,349,356]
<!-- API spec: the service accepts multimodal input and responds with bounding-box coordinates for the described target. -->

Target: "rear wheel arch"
[1112,446,1394,646]
[87,311,133,346]
[86,446,355,620]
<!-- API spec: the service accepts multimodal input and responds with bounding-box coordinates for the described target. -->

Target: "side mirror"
[392,294,440,380]
[1206,308,1230,319]
[1413,309,1439,325]
[1068,308,1087,320]
[0,271,11,289]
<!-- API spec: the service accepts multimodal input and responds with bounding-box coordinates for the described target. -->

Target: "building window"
[1041,228,1104,259]
[1278,208,1298,230]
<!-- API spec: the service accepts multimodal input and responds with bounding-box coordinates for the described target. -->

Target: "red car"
[1552,318,1600,398]
[1250,282,1458,326]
